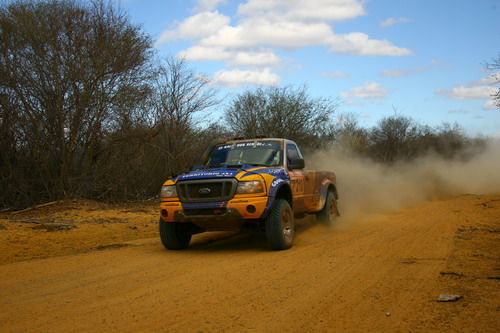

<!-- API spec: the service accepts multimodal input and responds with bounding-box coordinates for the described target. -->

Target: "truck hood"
[176,165,287,182]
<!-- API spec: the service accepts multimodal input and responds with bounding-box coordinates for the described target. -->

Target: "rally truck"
[159,138,339,250]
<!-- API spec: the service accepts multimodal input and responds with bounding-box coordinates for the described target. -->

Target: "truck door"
[286,143,307,213]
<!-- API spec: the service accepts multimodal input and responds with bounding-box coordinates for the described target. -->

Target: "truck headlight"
[160,185,177,198]
[236,181,264,194]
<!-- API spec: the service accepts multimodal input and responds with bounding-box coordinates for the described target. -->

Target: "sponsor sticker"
[182,171,236,179]
[216,142,276,150]
[271,178,284,187]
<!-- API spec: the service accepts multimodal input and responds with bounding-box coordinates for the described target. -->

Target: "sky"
[117,0,499,137]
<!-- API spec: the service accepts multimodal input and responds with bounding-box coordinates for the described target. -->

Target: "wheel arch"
[330,184,339,200]
[262,181,293,218]
[275,183,293,208]
[317,181,338,211]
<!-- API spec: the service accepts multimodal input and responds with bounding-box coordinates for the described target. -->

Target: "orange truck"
[159,138,339,250]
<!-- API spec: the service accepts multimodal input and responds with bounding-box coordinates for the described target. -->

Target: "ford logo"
[198,187,211,195]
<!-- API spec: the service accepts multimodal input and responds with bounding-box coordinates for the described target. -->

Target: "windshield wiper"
[205,163,274,169]
[223,164,243,169]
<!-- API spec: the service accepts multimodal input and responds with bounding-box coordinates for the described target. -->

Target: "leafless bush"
[329,113,485,164]
[225,85,338,151]
[80,57,219,201]
[332,113,369,155]
[368,114,423,163]
[0,1,219,208]
[0,0,153,206]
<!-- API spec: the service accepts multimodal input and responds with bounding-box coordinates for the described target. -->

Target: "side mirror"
[288,158,305,170]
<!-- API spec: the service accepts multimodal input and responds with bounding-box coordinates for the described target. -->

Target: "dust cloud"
[309,141,500,220]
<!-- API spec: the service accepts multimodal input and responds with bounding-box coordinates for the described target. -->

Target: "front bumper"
[160,196,268,231]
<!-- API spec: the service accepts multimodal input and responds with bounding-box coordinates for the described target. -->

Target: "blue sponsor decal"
[268,177,289,198]
[260,173,291,217]
[241,167,288,179]
[177,168,240,181]
[177,166,288,181]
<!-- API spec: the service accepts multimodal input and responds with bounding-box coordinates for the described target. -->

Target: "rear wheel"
[265,199,295,250]
[317,190,338,224]
[159,221,192,250]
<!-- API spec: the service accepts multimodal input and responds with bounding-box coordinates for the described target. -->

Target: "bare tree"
[149,57,218,174]
[78,57,219,201]
[225,85,338,150]
[366,114,481,163]
[369,114,421,163]
[333,113,369,154]
[0,0,153,205]
[485,53,500,109]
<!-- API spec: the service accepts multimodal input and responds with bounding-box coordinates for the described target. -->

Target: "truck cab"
[159,138,338,250]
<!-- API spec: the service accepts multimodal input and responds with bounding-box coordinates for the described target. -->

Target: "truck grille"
[176,179,238,203]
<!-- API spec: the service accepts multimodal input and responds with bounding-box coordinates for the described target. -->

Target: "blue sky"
[118,0,499,136]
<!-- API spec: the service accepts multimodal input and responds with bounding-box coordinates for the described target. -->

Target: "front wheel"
[159,221,192,250]
[265,199,295,250]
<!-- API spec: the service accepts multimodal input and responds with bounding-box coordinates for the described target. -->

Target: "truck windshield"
[205,141,283,168]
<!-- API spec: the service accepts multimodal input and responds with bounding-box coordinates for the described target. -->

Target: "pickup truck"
[159,138,339,250]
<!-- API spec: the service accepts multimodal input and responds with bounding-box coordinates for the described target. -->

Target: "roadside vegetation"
[0,0,496,208]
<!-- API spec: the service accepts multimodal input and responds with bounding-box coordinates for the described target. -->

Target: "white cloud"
[468,73,499,86]
[380,60,442,78]
[436,85,497,100]
[437,74,499,110]
[178,46,230,62]
[213,68,280,88]
[156,11,230,45]
[229,50,281,67]
[157,0,412,85]
[329,33,413,56]
[379,17,410,28]
[319,70,349,78]
[179,46,281,67]
[200,20,334,49]
[196,20,411,56]
[237,0,366,22]
[192,0,227,12]
[340,82,388,99]
[193,20,411,56]
[157,0,412,59]
[483,99,498,110]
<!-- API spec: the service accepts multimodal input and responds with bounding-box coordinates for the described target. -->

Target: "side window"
[286,144,300,164]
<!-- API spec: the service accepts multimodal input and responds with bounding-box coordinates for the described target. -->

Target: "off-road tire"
[316,190,338,224]
[159,221,192,250]
[265,199,295,250]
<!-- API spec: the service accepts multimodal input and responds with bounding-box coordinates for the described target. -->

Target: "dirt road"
[1,195,498,332]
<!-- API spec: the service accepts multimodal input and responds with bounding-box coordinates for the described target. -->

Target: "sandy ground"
[0,199,159,264]
[0,194,498,332]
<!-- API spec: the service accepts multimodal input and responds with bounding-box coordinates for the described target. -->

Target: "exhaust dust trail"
[309,141,500,221]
